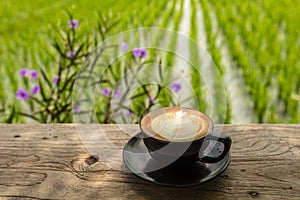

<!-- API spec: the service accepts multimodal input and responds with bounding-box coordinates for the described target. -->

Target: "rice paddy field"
[0,0,299,123]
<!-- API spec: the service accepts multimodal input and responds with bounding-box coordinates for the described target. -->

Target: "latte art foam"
[141,107,211,142]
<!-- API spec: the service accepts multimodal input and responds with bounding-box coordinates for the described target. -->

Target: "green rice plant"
[200,0,230,123]
[189,0,206,113]
[157,0,184,106]
[211,0,272,122]
[165,0,184,67]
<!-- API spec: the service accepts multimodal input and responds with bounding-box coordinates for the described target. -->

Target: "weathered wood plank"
[0,124,299,200]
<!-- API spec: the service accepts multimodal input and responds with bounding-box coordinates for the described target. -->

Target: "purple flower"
[74,106,81,113]
[16,89,30,100]
[102,88,111,96]
[132,48,147,58]
[68,19,79,30]
[126,110,133,117]
[53,76,59,84]
[20,68,29,77]
[171,82,181,92]
[31,84,40,95]
[121,42,128,51]
[114,90,122,98]
[30,70,38,80]
[150,95,155,102]
[67,50,75,58]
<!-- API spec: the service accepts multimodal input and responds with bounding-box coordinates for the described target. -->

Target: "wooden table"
[0,124,299,199]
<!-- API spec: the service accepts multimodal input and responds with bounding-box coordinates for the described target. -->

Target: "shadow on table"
[120,163,226,199]
[128,177,225,199]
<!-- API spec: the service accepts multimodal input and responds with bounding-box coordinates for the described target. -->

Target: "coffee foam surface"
[141,107,211,142]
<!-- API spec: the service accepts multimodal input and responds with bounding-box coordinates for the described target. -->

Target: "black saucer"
[123,132,230,187]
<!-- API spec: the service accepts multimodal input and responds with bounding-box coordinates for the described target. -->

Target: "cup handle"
[198,132,232,163]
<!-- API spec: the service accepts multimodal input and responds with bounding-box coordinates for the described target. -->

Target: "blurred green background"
[0,0,299,123]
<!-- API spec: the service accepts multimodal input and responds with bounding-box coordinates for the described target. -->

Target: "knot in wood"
[248,191,259,197]
[84,155,99,166]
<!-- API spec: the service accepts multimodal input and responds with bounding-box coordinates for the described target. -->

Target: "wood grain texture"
[0,124,299,200]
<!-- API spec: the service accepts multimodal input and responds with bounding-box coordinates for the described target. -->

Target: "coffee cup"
[140,107,231,167]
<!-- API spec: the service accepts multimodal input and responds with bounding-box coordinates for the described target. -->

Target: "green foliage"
[0,0,299,123]
[210,0,299,123]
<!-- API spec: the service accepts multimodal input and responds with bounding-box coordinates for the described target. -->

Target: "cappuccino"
[141,107,212,142]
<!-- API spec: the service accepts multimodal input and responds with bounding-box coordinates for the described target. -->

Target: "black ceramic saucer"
[123,132,230,187]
